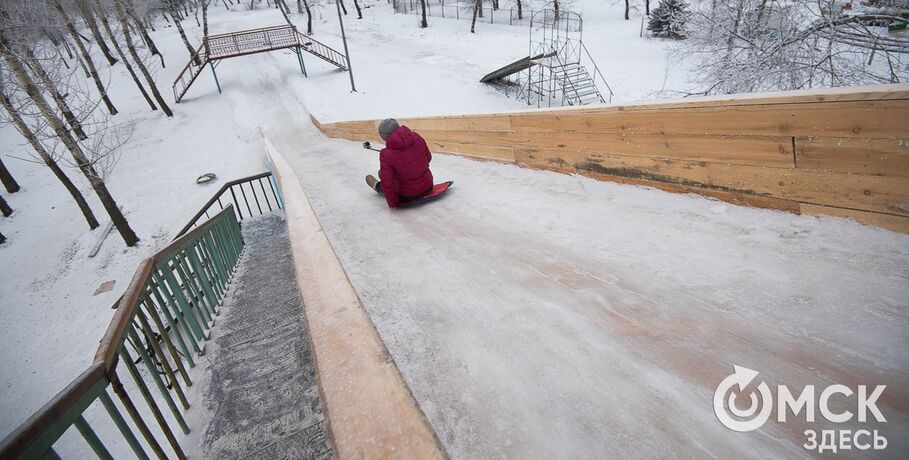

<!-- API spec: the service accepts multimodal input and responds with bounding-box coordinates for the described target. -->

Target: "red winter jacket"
[379,126,433,208]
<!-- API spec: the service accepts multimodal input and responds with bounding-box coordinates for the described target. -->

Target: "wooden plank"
[399,114,512,132]
[535,161,802,212]
[417,129,793,168]
[514,148,909,215]
[800,203,909,234]
[510,100,909,138]
[427,139,515,161]
[265,137,447,459]
[796,137,909,177]
[546,85,909,113]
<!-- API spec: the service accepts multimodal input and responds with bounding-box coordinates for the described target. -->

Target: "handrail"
[0,365,106,459]
[1,204,247,459]
[93,259,157,369]
[175,171,282,238]
[551,47,586,106]
[579,40,613,102]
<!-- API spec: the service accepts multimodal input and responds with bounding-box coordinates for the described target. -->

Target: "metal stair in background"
[551,62,605,106]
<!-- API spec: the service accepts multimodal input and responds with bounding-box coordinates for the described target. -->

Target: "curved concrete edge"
[263,136,448,460]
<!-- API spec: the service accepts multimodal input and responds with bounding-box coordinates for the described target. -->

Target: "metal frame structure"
[172,25,350,103]
[525,10,613,107]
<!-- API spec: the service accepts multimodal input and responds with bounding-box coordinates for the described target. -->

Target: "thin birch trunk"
[50,0,118,115]
[112,0,173,117]
[93,0,158,110]
[75,0,118,65]
[0,84,100,229]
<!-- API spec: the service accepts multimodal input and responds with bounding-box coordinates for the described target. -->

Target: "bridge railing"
[176,172,283,238]
[0,206,245,459]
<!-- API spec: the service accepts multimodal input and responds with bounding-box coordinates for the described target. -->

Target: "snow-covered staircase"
[551,63,605,106]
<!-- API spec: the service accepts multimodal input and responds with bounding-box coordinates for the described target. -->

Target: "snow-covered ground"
[1,0,905,456]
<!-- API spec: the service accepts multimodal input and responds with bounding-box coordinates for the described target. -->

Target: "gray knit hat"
[378,118,400,141]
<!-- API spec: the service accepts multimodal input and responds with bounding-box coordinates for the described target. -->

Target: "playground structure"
[480,10,613,107]
[172,25,349,103]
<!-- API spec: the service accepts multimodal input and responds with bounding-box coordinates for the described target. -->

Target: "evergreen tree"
[648,0,690,39]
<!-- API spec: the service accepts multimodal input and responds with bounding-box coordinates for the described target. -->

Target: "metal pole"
[209,61,221,94]
[336,0,357,92]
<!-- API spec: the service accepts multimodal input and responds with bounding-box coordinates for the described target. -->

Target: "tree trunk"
[0,31,135,243]
[302,0,313,34]
[645,0,650,15]
[0,229,6,244]
[0,157,20,193]
[0,193,11,217]
[420,0,427,26]
[93,0,157,111]
[112,0,173,117]
[471,0,480,32]
[0,85,99,229]
[19,43,89,140]
[203,0,210,40]
[124,1,165,68]
[353,0,363,19]
[339,0,348,15]
[276,0,294,25]
[517,0,522,20]
[50,0,118,115]
[553,0,558,18]
[75,0,118,65]
[296,0,303,13]
[168,2,200,65]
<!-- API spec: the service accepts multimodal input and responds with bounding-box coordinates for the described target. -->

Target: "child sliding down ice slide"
[366,118,452,208]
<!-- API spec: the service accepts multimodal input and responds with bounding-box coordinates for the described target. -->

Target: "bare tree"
[111,0,173,117]
[202,0,210,40]
[0,192,11,217]
[298,0,312,34]
[0,23,137,245]
[679,0,909,95]
[49,0,118,115]
[471,0,481,33]
[166,0,200,65]
[19,42,89,140]
[420,0,427,27]
[0,156,19,193]
[74,0,118,65]
[93,0,158,110]
[0,79,100,229]
[123,0,165,68]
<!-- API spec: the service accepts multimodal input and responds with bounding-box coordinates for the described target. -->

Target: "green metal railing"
[0,206,244,459]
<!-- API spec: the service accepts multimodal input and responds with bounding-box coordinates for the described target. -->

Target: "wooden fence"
[312,85,909,233]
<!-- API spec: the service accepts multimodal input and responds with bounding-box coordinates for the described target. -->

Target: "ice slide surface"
[269,127,909,458]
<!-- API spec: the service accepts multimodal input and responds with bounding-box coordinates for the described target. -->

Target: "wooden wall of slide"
[311,85,909,233]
